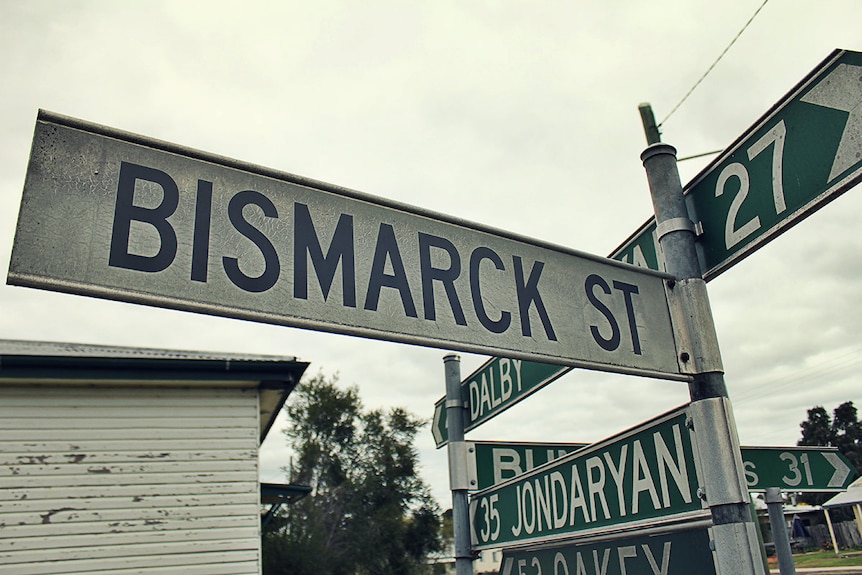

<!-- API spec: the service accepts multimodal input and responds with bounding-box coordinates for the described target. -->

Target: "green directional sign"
[431,358,568,448]
[742,446,856,492]
[473,441,587,491]
[470,406,704,550]
[499,524,716,575]
[432,48,862,453]
[612,220,663,274]
[470,441,857,493]
[613,49,862,280]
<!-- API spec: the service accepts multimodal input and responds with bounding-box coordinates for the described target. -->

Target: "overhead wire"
[732,343,862,404]
[659,0,770,128]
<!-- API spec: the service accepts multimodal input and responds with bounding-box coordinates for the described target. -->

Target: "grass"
[775,550,862,568]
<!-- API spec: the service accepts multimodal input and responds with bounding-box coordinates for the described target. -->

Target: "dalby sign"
[9,111,683,379]
[432,358,568,448]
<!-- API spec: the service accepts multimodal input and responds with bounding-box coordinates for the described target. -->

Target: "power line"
[659,0,770,127]
[733,343,862,404]
[678,149,723,162]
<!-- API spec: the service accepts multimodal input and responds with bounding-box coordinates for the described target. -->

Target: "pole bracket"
[656,216,696,241]
[448,441,478,491]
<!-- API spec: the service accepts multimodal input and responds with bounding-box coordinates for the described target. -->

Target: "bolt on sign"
[470,405,705,550]
[10,111,684,379]
[499,523,716,575]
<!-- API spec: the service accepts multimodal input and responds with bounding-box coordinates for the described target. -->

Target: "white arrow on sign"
[824,452,853,488]
[431,403,445,446]
[800,62,862,181]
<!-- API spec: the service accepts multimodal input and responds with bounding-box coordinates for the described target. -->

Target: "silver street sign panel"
[9,111,683,378]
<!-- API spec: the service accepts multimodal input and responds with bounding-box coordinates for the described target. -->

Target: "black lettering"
[513,257,556,340]
[109,161,178,273]
[190,180,212,282]
[363,223,418,317]
[613,280,642,355]
[585,274,620,351]
[294,203,356,307]
[470,247,511,333]
[418,233,466,325]
[222,190,280,293]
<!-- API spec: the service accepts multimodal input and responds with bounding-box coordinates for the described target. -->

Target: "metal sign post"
[444,354,474,575]
[641,143,765,575]
[765,488,797,575]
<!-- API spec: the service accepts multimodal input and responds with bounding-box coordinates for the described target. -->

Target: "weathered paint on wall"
[0,384,262,575]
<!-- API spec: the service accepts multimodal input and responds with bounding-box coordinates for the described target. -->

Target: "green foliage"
[798,401,862,470]
[797,401,862,507]
[263,372,442,575]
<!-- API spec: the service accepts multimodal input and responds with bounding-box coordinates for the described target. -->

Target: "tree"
[797,401,862,507]
[798,401,862,470]
[262,372,442,575]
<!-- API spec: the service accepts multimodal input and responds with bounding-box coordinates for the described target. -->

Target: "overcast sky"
[2,0,861,508]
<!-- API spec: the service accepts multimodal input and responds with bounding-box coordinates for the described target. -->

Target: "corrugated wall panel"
[0,385,262,575]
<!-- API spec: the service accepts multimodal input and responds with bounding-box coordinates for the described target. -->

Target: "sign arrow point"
[824,452,853,488]
[431,402,444,447]
[800,63,862,181]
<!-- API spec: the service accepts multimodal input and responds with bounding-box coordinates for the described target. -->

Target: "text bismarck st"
[109,161,560,338]
[9,113,682,376]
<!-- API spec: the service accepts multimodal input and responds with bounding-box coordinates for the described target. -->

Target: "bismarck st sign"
[8,111,684,378]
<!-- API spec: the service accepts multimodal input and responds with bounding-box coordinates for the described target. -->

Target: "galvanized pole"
[640,142,765,575]
[444,354,474,575]
[765,488,797,575]
[638,102,662,145]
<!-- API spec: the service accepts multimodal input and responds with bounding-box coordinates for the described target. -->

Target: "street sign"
[470,441,857,492]
[432,359,569,448]
[499,523,716,575]
[9,111,685,379]
[613,49,862,280]
[470,405,704,550]
[472,441,587,491]
[431,49,862,450]
[742,446,856,492]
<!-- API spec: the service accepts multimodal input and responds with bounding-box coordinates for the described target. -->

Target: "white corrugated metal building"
[0,339,308,575]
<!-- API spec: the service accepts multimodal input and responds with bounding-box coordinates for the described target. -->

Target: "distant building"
[429,545,502,575]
